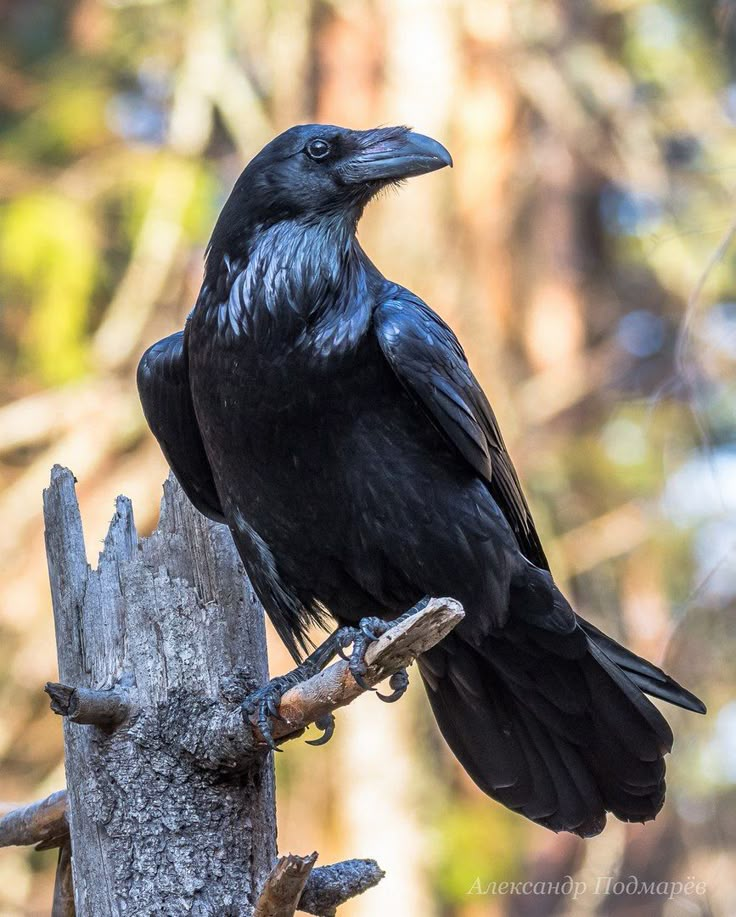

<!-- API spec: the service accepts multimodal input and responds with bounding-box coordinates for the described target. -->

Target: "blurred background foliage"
[0,0,735,914]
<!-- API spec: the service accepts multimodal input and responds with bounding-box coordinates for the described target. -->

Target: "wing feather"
[137,328,225,523]
[375,293,548,569]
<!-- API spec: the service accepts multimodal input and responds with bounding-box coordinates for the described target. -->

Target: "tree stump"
[44,466,276,915]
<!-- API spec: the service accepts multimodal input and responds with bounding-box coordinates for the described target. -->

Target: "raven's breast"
[188,312,400,544]
[187,299,515,628]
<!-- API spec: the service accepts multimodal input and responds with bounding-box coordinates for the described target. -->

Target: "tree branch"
[254,852,318,917]
[52,841,75,917]
[0,789,69,849]
[45,682,132,728]
[41,598,464,771]
[298,859,385,917]
[1,790,385,915]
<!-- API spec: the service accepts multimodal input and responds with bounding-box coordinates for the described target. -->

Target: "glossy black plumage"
[137,329,225,523]
[137,124,705,836]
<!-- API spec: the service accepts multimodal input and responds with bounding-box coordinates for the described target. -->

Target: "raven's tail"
[419,611,705,837]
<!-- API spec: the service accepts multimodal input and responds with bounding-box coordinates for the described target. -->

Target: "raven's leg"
[346,597,430,701]
[242,625,358,750]
[243,598,428,748]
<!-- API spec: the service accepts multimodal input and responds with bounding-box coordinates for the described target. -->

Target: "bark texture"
[43,466,276,916]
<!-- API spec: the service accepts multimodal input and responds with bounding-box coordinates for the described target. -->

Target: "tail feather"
[581,643,672,759]
[419,613,704,837]
[515,698,606,835]
[424,655,533,805]
[579,617,707,714]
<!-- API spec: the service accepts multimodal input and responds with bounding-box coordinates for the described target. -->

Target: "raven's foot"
[242,626,357,750]
[242,668,309,751]
[377,668,409,703]
[242,600,427,748]
[345,613,417,703]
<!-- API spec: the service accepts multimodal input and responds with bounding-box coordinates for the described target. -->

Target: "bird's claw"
[335,627,358,661]
[346,616,411,699]
[347,617,388,690]
[242,672,303,751]
[306,713,336,746]
[241,624,357,750]
[267,694,284,720]
[377,668,409,703]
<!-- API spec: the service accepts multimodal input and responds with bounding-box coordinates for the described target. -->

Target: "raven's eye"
[305,139,331,161]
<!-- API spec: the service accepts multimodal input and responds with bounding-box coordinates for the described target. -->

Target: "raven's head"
[209,124,452,254]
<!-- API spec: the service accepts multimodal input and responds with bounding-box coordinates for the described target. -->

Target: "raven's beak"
[343,131,453,184]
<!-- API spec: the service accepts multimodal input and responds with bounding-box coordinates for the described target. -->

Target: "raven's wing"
[137,328,225,523]
[374,292,548,569]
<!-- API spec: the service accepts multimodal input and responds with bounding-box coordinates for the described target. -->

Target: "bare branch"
[298,859,385,917]
[254,852,317,917]
[0,379,128,456]
[0,790,68,849]
[52,842,75,917]
[45,682,132,728]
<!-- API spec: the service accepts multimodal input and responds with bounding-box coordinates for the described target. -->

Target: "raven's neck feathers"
[197,215,373,354]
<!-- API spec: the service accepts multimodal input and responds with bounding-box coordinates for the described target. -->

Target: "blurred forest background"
[0,0,735,914]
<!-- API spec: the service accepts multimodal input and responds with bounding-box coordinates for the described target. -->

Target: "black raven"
[138,124,705,836]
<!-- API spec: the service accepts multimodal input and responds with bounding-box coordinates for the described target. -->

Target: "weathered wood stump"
[44,466,277,914]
